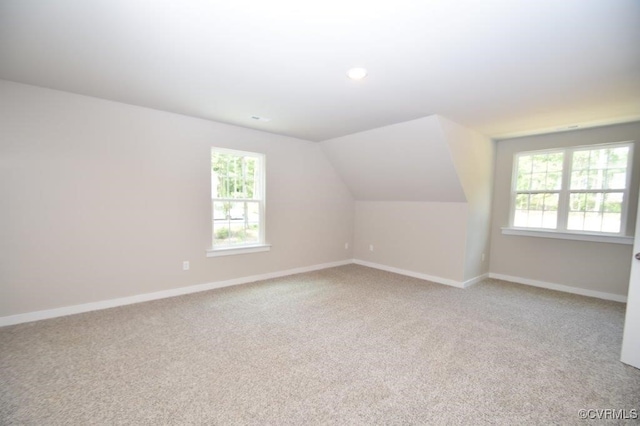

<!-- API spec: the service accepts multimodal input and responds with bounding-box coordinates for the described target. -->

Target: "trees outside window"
[211,148,265,247]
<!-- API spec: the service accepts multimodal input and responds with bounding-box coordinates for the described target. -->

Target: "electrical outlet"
[183,261,190,271]
[345,242,349,249]
[481,253,485,262]
[369,244,374,252]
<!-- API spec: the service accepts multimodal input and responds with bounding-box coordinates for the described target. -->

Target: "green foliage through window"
[211,149,264,247]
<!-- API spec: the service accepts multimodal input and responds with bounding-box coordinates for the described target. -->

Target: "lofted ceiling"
[0,0,639,142]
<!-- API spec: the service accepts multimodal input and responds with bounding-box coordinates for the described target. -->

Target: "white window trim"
[505,141,634,241]
[501,227,633,245]
[210,147,268,254]
[207,244,272,257]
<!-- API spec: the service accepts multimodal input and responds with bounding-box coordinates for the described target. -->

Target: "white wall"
[489,122,640,296]
[0,80,354,317]
[439,117,495,281]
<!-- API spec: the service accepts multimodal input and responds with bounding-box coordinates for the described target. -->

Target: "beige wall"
[354,202,468,282]
[322,115,493,284]
[489,122,640,296]
[439,116,495,281]
[0,80,354,317]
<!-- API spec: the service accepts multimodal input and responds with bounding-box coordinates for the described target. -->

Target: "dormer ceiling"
[0,0,638,141]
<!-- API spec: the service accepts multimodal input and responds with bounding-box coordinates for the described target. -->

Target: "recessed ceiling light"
[347,67,368,80]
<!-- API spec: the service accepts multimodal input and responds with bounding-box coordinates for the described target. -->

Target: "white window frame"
[207,147,270,257]
[504,141,634,245]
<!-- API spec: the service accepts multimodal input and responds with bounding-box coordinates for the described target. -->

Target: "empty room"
[1,0,640,424]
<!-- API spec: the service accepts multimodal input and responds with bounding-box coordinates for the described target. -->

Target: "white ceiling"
[1,0,639,142]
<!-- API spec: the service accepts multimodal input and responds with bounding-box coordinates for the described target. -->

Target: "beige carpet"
[1,264,639,425]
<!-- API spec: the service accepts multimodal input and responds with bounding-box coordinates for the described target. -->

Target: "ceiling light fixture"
[347,67,368,80]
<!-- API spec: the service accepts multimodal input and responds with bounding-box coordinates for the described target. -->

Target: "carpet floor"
[1,264,639,425]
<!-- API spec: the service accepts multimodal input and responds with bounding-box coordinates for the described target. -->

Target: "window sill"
[501,227,633,245]
[206,244,272,257]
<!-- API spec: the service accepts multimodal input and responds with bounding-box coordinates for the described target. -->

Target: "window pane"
[542,193,558,228]
[213,225,231,244]
[608,147,628,168]
[212,152,260,199]
[516,173,532,191]
[514,193,530,228]
[530,172,547,190]
[229,223,256,245]
[516,154,533,191]
[583,212,602,232]
[570,146,629,191]
[547,152,564,171]
[568,192,622,233]
[545,171,562,190]
[532,154,549,172]
[526,209,543,228]
[603,192,623,213]
[572,151,590,170]
[513,210,528,228]
[587,170,604,190]
[542,210,557,229]
[605,168,626,189]
[514,192,557,229]
[515,194,529,210]
[603,193,623,233]
[213,201,229,220]
[213,202,259,246]
[585,192,602,212]
[516,152,563,192]
[247,201,260,222]
[570,170,587,190]
[544,193,559,211]
[530,193,544,210]
[213,201,231,245]
[568,212,584,230]
[589,149,606,168]
[570,193,586,212]
[228,201,246,220]
[517,155,533,174]
[602,213,621,233]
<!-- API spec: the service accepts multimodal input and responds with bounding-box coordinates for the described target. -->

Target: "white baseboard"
[353,259,487,289]
[488,273,627,303]
[0,259,353,327]
[6,260,621,327]
[462,273,489,288]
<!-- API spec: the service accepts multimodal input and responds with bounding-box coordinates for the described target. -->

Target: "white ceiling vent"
[251,116,271,122]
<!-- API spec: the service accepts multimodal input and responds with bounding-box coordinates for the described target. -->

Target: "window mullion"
[557,149,572,231]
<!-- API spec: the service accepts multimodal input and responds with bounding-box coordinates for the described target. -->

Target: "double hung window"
[210,148,267,255]
[511,142,633,235]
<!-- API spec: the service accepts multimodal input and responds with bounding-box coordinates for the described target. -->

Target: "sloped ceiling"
[0,0,638,141]
[321,116,465,202]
